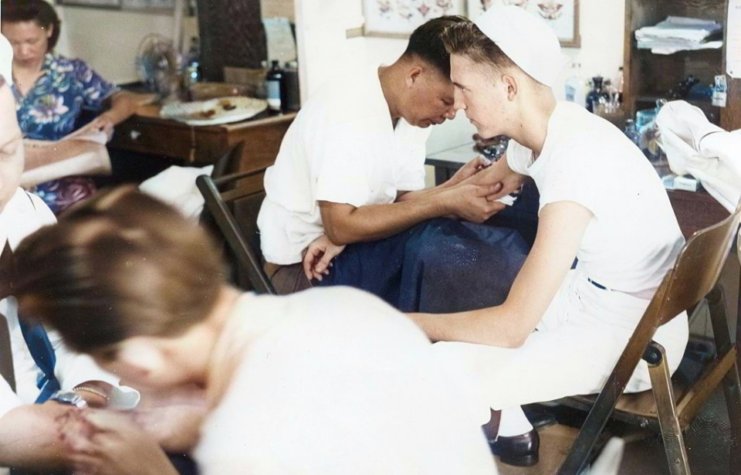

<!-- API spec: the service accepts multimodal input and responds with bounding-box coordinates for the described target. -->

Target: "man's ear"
[405,66,423,88]
[502,73,518,101]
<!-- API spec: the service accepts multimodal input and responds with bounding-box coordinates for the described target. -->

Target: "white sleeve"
[538,144,605,219]
[313,122,380,208]
[0,376,22,420]
[504,140,533,176]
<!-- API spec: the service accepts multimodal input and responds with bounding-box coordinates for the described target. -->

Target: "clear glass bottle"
[623,119,640,148]
[565,62,587,108]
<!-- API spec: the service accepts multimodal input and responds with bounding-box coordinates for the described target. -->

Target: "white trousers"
[433,270,690,425]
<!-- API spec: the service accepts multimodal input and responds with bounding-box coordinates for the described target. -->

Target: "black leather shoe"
[489,429,540,467]
[525,409,557,430]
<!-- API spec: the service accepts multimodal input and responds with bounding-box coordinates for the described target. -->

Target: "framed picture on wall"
[363,0,467,39]
[466,0,580,48]
[57,0,121,8]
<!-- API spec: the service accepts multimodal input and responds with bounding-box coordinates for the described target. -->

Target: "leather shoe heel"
[489,429,540,467]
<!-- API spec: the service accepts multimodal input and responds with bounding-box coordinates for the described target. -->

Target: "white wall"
[295,0,627,153]
[56,6,177,84]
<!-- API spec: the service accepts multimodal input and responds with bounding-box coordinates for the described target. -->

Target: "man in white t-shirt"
[258,16,530,302]
[409,6,688,467]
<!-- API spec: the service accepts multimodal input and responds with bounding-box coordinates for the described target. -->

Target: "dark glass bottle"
[586,76,604,113]
[265,60,286,112]
[283,61,301,112]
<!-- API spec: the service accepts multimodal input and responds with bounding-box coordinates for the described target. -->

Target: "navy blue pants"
[317,181,539,313]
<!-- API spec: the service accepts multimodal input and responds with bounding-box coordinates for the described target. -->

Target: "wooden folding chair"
[558,202,741,475]
[197,166,276,295]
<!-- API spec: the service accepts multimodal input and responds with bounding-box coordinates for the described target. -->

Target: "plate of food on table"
[160,96,268,126]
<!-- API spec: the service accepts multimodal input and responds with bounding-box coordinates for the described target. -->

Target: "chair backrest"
[197,169,276,295]
[654,200,741,327]
[211,141,246,180]
[559,201,741,474]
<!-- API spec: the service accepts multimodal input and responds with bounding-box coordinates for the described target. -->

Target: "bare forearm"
[322,196,448,244]
[396,183,452,203]
[0,403,72,470]
[409,306,528,349]
[105,92,141,125]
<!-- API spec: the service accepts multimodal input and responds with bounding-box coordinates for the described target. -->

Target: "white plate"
[160,96,268,126]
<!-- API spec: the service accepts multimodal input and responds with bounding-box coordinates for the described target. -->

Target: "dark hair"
[441,18,515,72]
[1,0,62,52]
[403,15,468,78]
[14,187,226,353]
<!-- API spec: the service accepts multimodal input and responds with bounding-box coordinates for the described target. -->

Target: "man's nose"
[443,107,457,120]
[453,90,466,111]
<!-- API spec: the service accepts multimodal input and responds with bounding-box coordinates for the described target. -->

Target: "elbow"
[322,218,362,246]
[323,226,354,246]
[501,334,528,349]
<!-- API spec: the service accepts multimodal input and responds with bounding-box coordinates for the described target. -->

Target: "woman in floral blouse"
[1,0,140,214]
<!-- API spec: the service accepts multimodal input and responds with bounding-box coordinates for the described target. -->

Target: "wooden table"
[109,104,297,172]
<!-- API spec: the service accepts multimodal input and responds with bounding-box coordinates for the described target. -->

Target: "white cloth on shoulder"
[657,100,741,212]
[139,165,214,219]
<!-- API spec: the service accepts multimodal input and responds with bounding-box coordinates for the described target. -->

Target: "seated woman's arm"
[409,201,593,348]
[89,91,143,134]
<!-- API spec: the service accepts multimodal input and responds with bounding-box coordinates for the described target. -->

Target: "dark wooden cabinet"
[623,0,741,131]
[109,104,296,172]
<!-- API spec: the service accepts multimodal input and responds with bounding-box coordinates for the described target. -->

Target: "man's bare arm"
[321,179,503,245]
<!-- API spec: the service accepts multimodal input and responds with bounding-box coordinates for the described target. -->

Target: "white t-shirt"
[258,68,431,265]
[0,189,138,420]
[506,102,684,295]
[195,287,498,475]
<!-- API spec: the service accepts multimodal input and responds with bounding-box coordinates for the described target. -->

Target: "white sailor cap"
[474,5,563,87]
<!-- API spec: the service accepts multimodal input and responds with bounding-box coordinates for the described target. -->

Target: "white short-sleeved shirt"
[506,102,684,295]
[195,287,498,475]
[0,189,137,420]
[258,68,432,265]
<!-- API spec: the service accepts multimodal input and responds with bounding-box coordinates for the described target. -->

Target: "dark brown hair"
[14,187,225,353]
[1,0,62,52]
[440,19,515,72]
[403,15,468,79]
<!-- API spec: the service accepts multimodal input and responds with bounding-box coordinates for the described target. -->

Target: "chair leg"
[707,285,741,474]
[648,343,691,475]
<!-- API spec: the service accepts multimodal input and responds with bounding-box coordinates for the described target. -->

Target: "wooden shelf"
[623,0,740,131]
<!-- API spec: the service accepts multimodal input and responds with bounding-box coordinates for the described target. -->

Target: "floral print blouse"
[12,54,118,214]
[13,53,117,141]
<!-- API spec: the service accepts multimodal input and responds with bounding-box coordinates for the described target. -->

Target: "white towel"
[139,165,214,219]
[657,100,741,212]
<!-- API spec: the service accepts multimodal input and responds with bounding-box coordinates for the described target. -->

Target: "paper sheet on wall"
[263,17,297,63]
[728,0,741,78]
